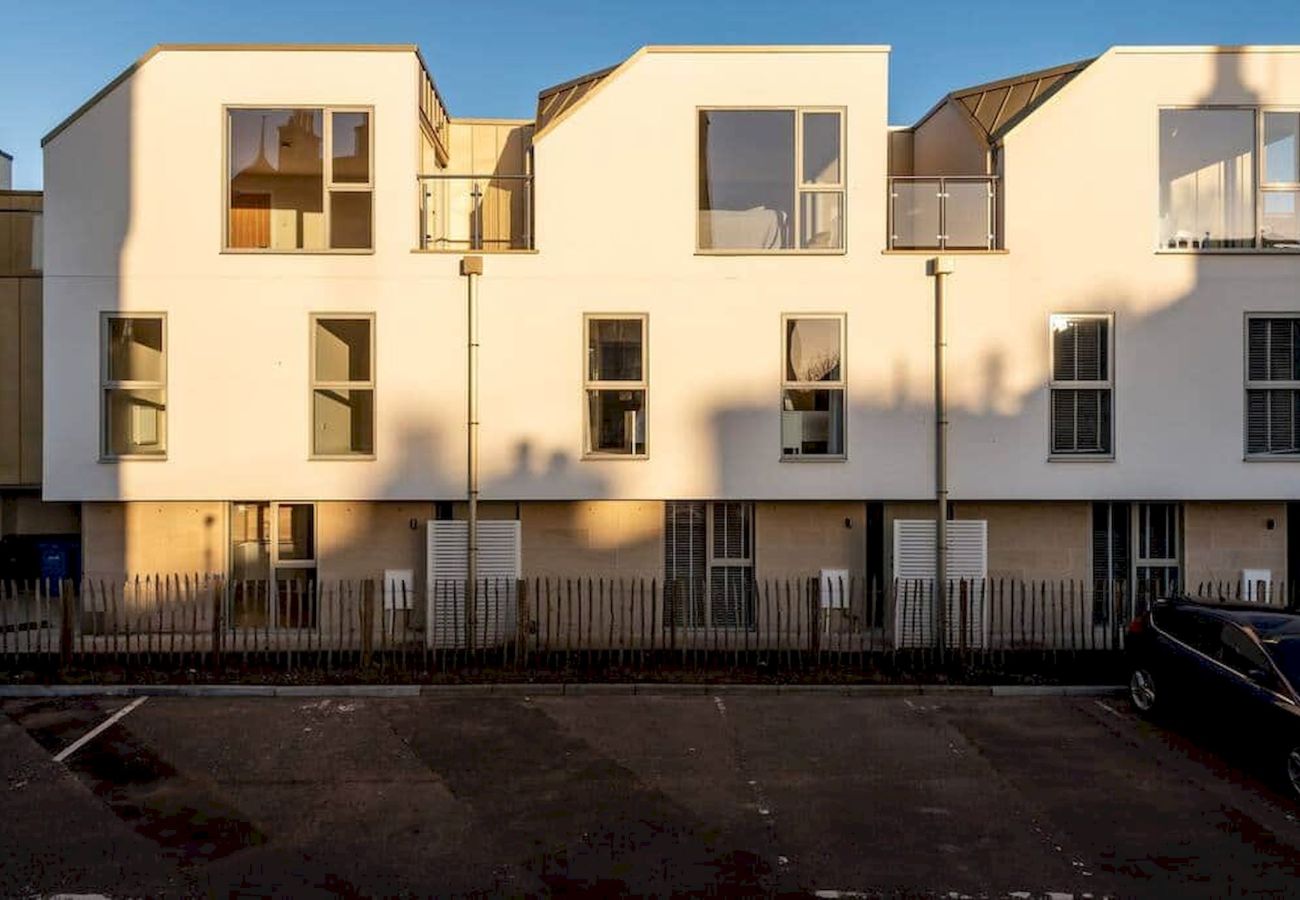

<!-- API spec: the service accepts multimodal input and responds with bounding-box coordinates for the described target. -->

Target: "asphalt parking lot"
[3,689,1299,898]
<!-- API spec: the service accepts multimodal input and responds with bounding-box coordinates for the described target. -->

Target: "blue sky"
[0,0,1294,188]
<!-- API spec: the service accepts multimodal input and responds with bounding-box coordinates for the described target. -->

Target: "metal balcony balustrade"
[888,175,1001,251]
[418,174,534,252]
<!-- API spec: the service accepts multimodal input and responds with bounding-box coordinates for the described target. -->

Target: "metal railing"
[888,176,1000,251]
[418,174,534,251]
[9,574,1276,678]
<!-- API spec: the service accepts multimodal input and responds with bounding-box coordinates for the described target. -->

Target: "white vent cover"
[426,521,521,648]
[820,568,850,609]
[382,569,415,610]
[1242,569,1271,604]
[892,519,988,649]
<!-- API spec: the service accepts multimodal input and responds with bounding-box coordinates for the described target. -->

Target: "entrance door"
[229,502,318,628]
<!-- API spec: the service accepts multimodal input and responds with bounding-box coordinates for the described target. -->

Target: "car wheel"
[1286,745,1300,801]
[1129,668,1158,714]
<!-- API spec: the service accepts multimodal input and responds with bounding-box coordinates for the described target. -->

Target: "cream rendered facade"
[38,44,1300,595]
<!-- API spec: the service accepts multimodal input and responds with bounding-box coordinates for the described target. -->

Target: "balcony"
[418,174,534,252]
[888,176,1000,251]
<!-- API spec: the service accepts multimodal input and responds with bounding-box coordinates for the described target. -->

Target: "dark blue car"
[1127,597,1300,799]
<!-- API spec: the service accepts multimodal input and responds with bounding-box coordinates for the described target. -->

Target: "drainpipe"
[927,256,954,657]
[461,255,483,643]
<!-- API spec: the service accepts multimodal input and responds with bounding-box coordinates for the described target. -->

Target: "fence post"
[210,578,224,671]
[361,581,376,668]
[59,580,75,668]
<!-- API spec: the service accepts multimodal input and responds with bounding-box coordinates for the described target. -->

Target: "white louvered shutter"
[426,521,520,648]
[892,520,988,648]
[1246,318,1300,456]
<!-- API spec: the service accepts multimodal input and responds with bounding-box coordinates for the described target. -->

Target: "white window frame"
[695,106,847,255]
[1244,312,1300,459]
[582,313,648,459]
[309,313,376,460]
[664,500,756,631]
[100,312,167,461]
[1134,501,1182,596]
[780,312,847,460]
[1156,105,1300,254]
[1048,313,1114,460]
[223,105,375,254]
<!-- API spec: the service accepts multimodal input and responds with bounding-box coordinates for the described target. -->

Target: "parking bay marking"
[53,696,149,763]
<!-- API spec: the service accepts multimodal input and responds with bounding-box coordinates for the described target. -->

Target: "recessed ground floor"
[64,497,1296,599]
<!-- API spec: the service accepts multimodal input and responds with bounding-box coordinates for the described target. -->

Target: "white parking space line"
[53,696,149,763]
[1093,699,1125,720]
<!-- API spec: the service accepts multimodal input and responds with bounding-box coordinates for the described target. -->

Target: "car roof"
[1160,597,1300,636]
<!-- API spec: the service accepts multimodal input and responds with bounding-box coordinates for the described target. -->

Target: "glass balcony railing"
[418,174,533,252]
[888,176,1000,251]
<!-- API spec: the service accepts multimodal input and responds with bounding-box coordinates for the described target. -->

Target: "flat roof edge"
[1109,45,1300,54]
[643,44,891,53]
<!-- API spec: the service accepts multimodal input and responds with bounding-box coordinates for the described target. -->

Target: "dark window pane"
[698,110,795,249]
[331,111,370,184]
[277,504,315,561]
[782,389,844,456]
[586,389,645,454]
[801,112,840,184]
[104,388,166,456]
[315,318,371,382]
[587,319,643,381]
[107,317,164,383]
[330,191,372,249]
[313,388,374,455]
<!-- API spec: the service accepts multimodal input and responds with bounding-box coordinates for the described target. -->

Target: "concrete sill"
[1047,455,1115,463]
[780,455,847,463]
[882,249,1009,256]
[1243,455,1300,463]
[411,248,539,255]
[309,455,378,462]
[581,454,649,462]
[221,248,375,256]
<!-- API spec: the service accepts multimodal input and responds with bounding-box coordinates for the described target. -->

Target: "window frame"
[99,311,168,462]
[309,313,377,460]
[1156,104,1300,254]
[695,105,847,256]
[582,313,649,459]
[222,104,375,255]
[664,500,757,631]
[1244,312,1300,460]
[1047,312,1115,461]
[780,312,848,461]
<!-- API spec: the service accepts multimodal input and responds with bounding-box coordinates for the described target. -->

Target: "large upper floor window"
[1158,107,1300,251]
[101,313,166,459]
[227,107,372,252]
[698,108,844,253]
[781,314,846,458]
[1245,314,1300,457]
[1049,314,1113,458]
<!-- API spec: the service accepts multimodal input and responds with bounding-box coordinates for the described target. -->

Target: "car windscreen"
[1263,637,1300,692]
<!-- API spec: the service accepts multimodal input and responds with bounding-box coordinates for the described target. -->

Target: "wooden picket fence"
[0,575,1292,678]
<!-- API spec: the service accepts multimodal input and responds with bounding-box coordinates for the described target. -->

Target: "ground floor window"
[664,501,755,628]
[1092,501,1181,623]
[229,501,318,628]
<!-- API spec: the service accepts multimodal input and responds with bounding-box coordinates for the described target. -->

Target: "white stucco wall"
[40,44,1300,505]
